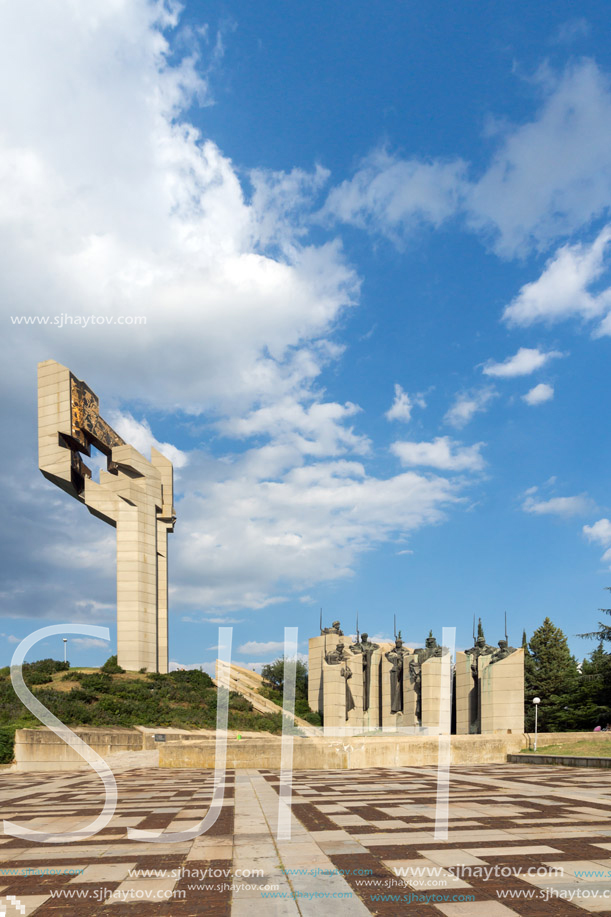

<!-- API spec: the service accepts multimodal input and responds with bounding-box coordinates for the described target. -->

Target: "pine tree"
[527,617,580,732]
[522,629,537,731]
[579,588,611,643]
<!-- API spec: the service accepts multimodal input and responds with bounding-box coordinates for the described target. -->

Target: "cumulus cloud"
[324,61,611,258]
[108,411,188,468]
[503,226,611,328]
[172,455,463,612]
[390,437,485,472]
[219,397,369,458]
[522,494,595,517]
[483,347,563,378]
[523,383,554,405]
[385,384,425,423]
[444,388,497,429]
[323,148,467,240]
[237,641,286,656]
[583,518,611,564]
[70,637,110,650]
[0,0,493,622]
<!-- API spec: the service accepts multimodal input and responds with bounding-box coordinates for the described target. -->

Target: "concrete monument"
[38,360,176,673]
[456,618,523,735]
[310,615,523,736]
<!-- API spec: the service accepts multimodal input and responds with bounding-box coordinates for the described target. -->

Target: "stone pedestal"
[480,649,524,734]
[322,658,345,731]
[421,653,452,734]
[455,651,476,735]
[308,636,325,714]
[362,646,383,730]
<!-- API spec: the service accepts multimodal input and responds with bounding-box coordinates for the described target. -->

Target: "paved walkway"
[1,764,611,914]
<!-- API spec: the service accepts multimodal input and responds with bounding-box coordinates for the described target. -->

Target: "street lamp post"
[63,638,67,665]
[533,697,541,751]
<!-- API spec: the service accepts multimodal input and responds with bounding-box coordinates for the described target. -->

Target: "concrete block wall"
[480,648,525,734]
[421,653,452,734]
[455,651,474,735]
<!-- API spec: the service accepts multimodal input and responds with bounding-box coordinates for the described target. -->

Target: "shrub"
[0,727,14,763]
[24,672,53,685]
[101,655,125,674]
[228,693,253,712]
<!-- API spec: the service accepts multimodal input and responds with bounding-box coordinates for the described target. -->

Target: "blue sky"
[2,0,611,671]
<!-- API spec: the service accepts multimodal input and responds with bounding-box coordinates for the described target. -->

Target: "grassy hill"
[0,657,286,763]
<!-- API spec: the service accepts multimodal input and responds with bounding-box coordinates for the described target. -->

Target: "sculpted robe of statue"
[350,632,379,712]
[464,619,495,733]
[385,637,408,714]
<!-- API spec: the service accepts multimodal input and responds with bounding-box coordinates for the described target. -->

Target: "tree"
[260,658,321,726]
[522,629,537,731]
[574,588,611,728]
[579,588,611,643]
[526,617,580,732]
[261,658,308,698]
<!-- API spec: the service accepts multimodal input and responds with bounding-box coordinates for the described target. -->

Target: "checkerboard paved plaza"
[2,764,611,915]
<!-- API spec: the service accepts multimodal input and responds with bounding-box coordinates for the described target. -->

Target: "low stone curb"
[509,753,611,768]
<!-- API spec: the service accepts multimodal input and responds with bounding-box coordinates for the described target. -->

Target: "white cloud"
[483,347,563,378]
[108,411,188,468]
[503,226,611,328]
[0,0,358,417]
[385,384,424,423]
[523,383,554,405]
[0,1,493,620]
[70,638,110,650]
[444,388,497,428]
[237,641,286,656]
[390,437,485,472]
[219,396,369,458]
[583,518,611,565]
[324,61,611,258]
[523,494,594,517]
[1,633,20,644]
[172,455,462,612]
[584,518,611,545]
[467,61,611,256]
[323,148,467,240]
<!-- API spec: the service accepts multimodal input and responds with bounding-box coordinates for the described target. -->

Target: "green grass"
[0,658,290,762]
[520,738,611,757]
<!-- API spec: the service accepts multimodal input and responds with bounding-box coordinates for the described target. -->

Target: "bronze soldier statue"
[464,619,495,680]
[409,630,445,720]
[464,618,495,733]
[320,617,344,636]
[385,634,408,714]
[350,631,380,712]
[490,638,516,665]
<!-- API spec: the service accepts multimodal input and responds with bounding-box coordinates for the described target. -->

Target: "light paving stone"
[436,903,521,916]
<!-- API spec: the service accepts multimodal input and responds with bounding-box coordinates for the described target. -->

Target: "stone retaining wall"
[160,732,605,770]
